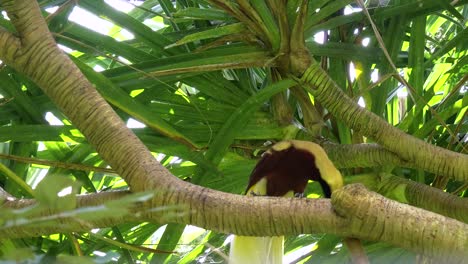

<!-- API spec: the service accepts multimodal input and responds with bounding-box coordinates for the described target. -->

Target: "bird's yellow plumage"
[229,236,284,264]
[229,178,292,264]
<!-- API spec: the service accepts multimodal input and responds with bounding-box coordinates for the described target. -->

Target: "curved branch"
[0,26,22,63]
[377,173,468,224]
[322,141,413,169]
[299,61,468,182]
[345,173,468,224]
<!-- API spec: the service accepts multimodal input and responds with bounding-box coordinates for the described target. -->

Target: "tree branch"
[0,26,21,63]
[332,184,467,263]
[299,61,468,182]
[1,185,466,262]
[377,173,468,224]
[346,173,468,224]
[323,141,413,169]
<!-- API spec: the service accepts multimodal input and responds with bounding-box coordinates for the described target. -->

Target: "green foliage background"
[0,0,466,263]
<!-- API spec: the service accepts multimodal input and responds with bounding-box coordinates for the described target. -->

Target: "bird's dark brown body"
[230,140,347,264]
[245,145,331,197]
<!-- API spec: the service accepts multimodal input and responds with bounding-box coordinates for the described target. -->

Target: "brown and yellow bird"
[229,140,367,264]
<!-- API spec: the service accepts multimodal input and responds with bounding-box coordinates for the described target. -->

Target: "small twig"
[0,153,116,175]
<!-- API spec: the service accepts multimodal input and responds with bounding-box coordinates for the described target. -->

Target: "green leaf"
[151,223,185,263]
[167,23,246,48]
[56,255,95,264]
[72,57,199,148]
[34,174,81,211]
[204,79,296,166]
[173,7,232,21]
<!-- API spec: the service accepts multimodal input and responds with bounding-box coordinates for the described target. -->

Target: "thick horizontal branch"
[0,186,338,238]
[1,183,467,262]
